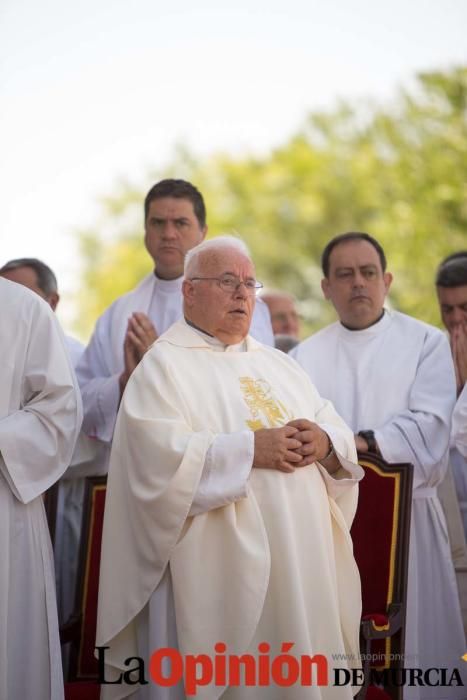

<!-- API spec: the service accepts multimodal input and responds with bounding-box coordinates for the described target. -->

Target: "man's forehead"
[437,284,467,304]
[148,196,195,217]
[329,240,382,269]
[200,249,254,274]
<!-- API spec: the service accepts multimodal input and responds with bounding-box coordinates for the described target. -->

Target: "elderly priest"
[97,236,363,700]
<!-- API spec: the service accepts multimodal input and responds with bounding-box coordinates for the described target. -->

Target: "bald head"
[261,290,300,339]
[184,236,251,278]
[183,236,258,345]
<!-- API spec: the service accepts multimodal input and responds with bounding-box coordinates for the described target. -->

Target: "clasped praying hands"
[119,312,158,394]
[451,322,467,392]
[253,418,338,474]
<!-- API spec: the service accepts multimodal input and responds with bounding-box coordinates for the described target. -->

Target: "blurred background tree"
[75,66,466,340]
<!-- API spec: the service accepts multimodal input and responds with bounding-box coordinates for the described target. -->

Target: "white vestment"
[97,320,363,700]
[54,336,108,626]
[452,383,467,529]
[76,273,274,445]
[0,279,82,700]
[450,384,467,634]
[292,310,466,700]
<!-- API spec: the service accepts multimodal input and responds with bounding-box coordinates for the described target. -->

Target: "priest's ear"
[383,271,393,294]
[321,277,331,300]
[182,279,196,308]
[47,291,60,311]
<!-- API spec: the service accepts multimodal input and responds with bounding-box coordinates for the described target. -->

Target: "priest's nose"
[161,221,178,240]
[233,282,249,299]
[352,272,366,287]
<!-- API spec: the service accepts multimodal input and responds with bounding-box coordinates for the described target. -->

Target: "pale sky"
[1,0,466,333]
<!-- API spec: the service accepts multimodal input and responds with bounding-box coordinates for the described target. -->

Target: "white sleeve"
[374,331,456,489]
[314,400,364,502]
[317,424,363,501]
[189,430,254,515]
[452,383,467,459]
[60,434,109,480]
[303,380,363,526]
[75,311,121,443]
[0,304,82,504]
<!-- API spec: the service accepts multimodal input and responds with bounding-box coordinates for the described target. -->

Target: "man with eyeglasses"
[96,236,364,700]
[76,179,274,448]
[291,232,466,697]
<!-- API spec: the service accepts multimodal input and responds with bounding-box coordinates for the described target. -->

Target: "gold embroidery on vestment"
[239,377,293,430]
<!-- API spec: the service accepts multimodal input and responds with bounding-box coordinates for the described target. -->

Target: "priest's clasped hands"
[253,418,339,474]
[120,312,158,394]
[451,322,467,392]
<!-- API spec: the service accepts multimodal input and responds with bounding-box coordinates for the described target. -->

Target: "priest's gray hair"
[184,236,251,278]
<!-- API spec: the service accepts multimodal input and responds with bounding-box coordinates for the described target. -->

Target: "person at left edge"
[0,257,107,628]
[76,179,274,449]
[0,277,81,700]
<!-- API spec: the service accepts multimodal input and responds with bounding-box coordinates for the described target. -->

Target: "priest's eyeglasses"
[189,274,264,296]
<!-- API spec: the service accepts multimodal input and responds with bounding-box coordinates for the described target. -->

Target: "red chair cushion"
[362,613,389,628]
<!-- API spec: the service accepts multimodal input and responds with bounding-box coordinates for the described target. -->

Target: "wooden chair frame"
[353,453,413,700]
[60,475,107,684]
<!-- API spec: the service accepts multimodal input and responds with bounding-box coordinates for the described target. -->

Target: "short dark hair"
[321,232,387,277]
[144,179,207,229]
[0,257,58,295]
[436,251,467,288]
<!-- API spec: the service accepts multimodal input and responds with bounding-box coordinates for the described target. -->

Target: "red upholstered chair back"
[67,476,107,682]
[351,454,412,700]
[352,460,401,620]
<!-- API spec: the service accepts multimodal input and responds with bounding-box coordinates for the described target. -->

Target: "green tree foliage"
[75,67,467,339]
